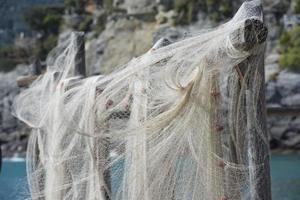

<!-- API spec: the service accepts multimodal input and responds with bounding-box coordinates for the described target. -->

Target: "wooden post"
[204,18,270,200]
[17,32,87,87]
[246,53,272,200]
[149,17,271,200]
[72,32,86,77]
[227,18,271,200]
[32,58,43,75]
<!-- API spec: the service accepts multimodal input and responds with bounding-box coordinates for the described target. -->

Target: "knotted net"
[13,0,271,199]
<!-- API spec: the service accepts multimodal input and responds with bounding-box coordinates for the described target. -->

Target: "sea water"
[0,158,29,200]
[0,154,299,200]
[270,154,300,200]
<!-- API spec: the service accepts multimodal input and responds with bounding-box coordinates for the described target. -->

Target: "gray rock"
[155,9,177,25]
[85,17,157,74]
[153,25,184,44]
[85,36,107,75]
[0,64,29,148]
[283,14,300,30]
[284,131,298,140]
[265,0,290,20]
[265,53,280,65]
[284,135,300,147]
[64,13,83,28]
[157,0,174,11]
[265,82,278,102]
[113,0,125,7]
[276,71,300,97]
[1,96,16,130]
[118,0,156,15]
[269,126,287,140]
[265,14,281,40]
[281,94,300,106]
[265,63,280,82]
[290,117,300,130]
[268,115,292,139]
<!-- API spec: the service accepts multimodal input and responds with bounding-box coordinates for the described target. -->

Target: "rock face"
[269,115,300,150]
[266,70,300,150]
[266,71,300,104]
[0,65,32,157]
[119,0,156,15]
[85,17,156,75]
[1,0,300,157]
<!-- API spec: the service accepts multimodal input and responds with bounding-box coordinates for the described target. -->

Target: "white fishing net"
[13,0,271,200]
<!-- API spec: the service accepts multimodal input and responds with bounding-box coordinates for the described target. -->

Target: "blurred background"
[0,0,299,199]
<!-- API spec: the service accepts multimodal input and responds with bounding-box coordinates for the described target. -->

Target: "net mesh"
[13,0,271,199]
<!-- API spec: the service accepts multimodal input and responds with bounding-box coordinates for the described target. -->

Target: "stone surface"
[64,13,83,28]
[284,135,300,148]
[86,17,156,74]
[265,82,279,103]
[281,94,300,106]
[2,0,300,157]
[153,24,186,44]
[0,64,31,157]
[290,117,300,130]
[155,9,177,25]
[276,71,300,97]
[265,69,300,151]
[119,0,156,15]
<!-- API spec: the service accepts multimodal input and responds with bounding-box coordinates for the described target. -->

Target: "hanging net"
[13,0,271,199]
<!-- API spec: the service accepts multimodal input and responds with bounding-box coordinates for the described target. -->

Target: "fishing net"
[13,0,271,199]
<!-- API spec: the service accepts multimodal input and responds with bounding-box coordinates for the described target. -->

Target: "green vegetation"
[64,0,111,33]
[0,6,64,71]
[0,58,18,72]
[204,0,233,22]
[279,26,300,72]
[78,15,93,32]
[0,44,28,72]
[174,0,197,25]
[174,0,233,25]
[104,0,114,15]
[24,6,64,35]
[23,6,64,60]
[64,0,87,14]
[295,0,300,14]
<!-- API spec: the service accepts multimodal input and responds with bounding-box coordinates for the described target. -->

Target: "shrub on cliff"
[24,6,64,36]
[205,0,233,22]
[174,0,233,25]
[64,0,86,14]
[295,0,300,14]
[279,26,300,72]
[174,0,197,25]
[0,44,28,72]
[23,6,64,60]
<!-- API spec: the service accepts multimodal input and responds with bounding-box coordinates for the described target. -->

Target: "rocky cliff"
[1,0,300,157]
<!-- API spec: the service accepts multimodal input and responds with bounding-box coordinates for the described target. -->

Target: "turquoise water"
[0,159,29,200]
[0,154,299,200]
[270,154,300,200]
